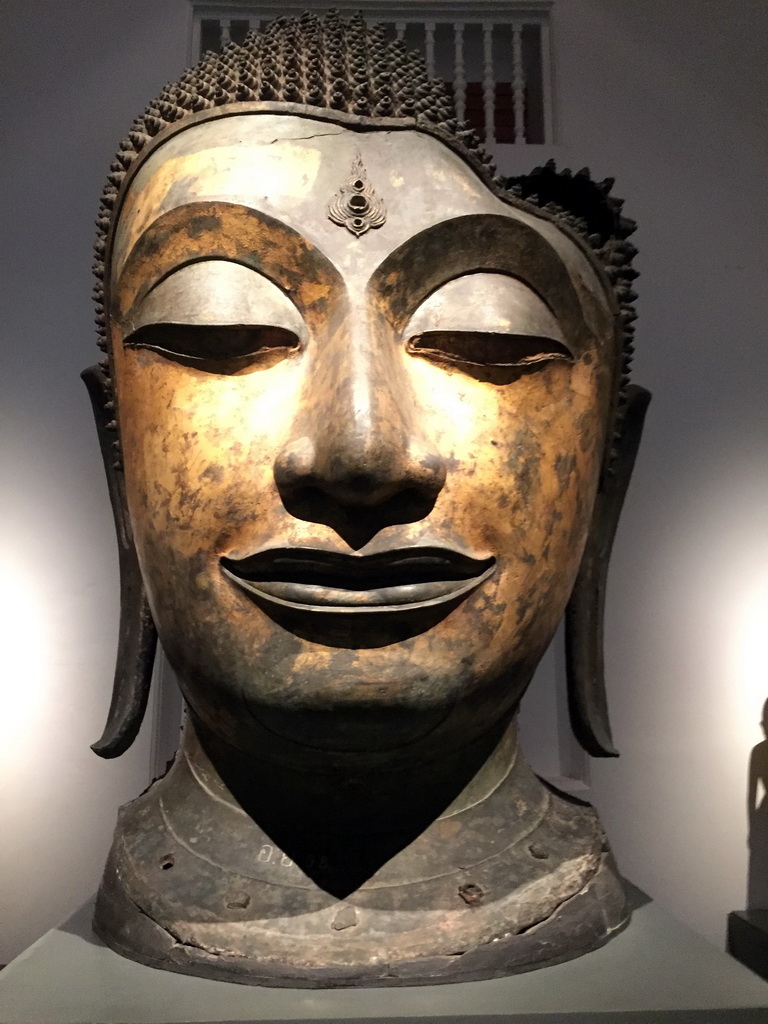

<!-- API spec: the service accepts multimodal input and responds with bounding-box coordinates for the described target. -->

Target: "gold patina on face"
[107,112,616,761]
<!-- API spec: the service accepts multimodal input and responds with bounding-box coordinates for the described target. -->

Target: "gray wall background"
[2,0,766,964]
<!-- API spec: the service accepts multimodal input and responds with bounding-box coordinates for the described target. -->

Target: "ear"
[565,385,651,757]
[81,364,157,758]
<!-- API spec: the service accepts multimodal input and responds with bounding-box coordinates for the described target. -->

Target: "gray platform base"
[2,885,768,1024]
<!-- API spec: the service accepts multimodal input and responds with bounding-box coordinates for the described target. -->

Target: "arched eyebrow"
[112,201,344,329]
[368,213,596,354]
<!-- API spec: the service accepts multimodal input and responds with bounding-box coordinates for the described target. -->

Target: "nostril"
[407,442,447,498]
[274,436,316,493]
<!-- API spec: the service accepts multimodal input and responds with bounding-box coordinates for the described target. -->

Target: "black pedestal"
[728,910,768,982]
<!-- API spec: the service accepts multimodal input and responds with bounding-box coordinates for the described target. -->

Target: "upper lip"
[220,546,496,613]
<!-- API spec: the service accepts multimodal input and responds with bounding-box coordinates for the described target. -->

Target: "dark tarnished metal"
[93,722,628,986]
[85,11,649,989]
[82,364,156,757]
[328,151,386,236]
[566,384,652,756]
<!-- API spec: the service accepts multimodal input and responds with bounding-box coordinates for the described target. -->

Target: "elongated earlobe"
[81,364,157,758]
[566,385,651,757]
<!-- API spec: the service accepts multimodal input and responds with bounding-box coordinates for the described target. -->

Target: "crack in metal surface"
[268,129,345,144]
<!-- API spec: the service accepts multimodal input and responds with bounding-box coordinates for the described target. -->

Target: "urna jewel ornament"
[84,11,650,987]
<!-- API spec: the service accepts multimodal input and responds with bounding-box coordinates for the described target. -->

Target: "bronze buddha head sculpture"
[85,12,649,986]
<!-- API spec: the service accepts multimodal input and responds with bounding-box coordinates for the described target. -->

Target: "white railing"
[191,2,553,145]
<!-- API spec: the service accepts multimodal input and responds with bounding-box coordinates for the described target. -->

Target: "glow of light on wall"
[0,556,51,775]
[667,454,768,763]
[729,571,768,753]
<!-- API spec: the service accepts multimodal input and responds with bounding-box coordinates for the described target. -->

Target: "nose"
[276,433,446,508]
[274,312,446,543]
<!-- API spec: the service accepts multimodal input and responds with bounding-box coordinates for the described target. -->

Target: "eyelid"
[403,272,567,345]
[123,323,299,375]
[408,332,573,369]
[124,259,307,341]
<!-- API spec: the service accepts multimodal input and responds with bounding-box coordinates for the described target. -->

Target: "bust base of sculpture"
[93,720,629,987]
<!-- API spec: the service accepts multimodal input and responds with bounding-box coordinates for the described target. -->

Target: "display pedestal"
[728,910,768,982]
[2,885,767,1024]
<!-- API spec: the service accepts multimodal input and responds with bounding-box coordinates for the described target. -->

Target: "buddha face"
[107,113,617,764]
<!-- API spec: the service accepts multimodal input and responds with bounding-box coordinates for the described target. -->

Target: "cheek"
[442,359,606,656]
[414,356,607,578]
[115,349,300,559]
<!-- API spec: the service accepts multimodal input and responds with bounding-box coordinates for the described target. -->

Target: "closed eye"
[121,260,306,374]
[407,331,573,369]
[124,323,299,374]
[401,272,574,381]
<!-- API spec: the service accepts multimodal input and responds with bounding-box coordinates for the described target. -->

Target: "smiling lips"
[220,546,496,614]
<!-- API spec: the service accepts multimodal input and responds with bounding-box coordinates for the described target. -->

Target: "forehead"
[111,113,603,299]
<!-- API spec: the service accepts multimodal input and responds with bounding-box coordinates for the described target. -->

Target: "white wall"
[0,0,189,964]
[537,0,768,949]
[2,0,766,962]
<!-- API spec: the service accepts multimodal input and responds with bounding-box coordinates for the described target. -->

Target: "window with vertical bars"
[191,3,553,146]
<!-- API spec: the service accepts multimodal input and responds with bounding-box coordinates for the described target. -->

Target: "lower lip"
[220,567,496,614]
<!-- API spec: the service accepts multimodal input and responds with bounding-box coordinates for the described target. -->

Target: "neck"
[173,711,522,894]
[94,706,628,983]
[193,711,516,813]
